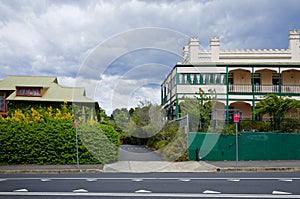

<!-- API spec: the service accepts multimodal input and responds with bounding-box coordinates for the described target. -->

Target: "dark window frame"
[16,87,42,97]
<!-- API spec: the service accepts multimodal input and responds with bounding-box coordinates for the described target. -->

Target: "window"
[220,74,226,84]
[16,87,42,97]
[177,73,226,85]
[202,73,226,85]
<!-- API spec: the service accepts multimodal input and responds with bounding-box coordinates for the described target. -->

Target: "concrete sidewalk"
[0,164,103,174]
[0,160,300,174]
[208,160,300,172]
[103,161,218,173]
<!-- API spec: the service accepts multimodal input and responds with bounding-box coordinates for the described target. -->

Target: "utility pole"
[233,112,240,167]
[74,119,79,168]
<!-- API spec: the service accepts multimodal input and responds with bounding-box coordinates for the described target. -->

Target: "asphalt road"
[0,172,299,198]
[119,145,163,161]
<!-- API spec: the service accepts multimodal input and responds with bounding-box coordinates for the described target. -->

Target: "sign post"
[233,112,240,166]
[74,119,79,168]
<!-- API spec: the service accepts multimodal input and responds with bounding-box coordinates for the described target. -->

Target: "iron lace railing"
[228,84,300,94]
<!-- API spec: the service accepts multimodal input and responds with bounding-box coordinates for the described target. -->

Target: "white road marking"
[279,179,293,182]
[132,178,143,182]
[40,178,51,182]
[227,179,240,182]
[3,177,300,181]
[13,189,28,192]
[86,178,97,182]
[203,190,221,194]
[179,178,191,182]
[272,190,292,195]
[135,189,152,193]
[73,189,88,193]
[6,177,300,181]
[1,192,300,198]
[0,179,6,182]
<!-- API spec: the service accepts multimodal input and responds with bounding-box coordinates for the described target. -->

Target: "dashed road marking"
[86,178,97,182]
[73,189,88,193]
[279,179,293,182]
[132,178,143,182]
[1,191,300,198]
[3,177,300,181]
[227,179,240,182]
[13,189,28,192]
[179,178,191,182]
[135,189,152,193]
[40,178,51,182]
[272,190,292,195]
[203,190,221,194]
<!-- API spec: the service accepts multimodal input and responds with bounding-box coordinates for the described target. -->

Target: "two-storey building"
[0,76,98,118]
[161,30,300,122]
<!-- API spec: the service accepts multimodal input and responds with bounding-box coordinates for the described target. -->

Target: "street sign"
[233,113,240,123]
[74,119,77,129]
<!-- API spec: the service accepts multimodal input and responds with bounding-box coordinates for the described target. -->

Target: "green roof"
[0,76,96,104]
[0,76,58,90]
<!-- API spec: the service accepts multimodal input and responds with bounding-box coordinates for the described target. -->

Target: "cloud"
[0,0,300,115]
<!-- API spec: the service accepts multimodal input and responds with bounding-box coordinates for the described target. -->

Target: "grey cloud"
[0,0,299,113]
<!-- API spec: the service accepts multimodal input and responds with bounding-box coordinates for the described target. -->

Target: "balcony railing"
[228,84,300,94]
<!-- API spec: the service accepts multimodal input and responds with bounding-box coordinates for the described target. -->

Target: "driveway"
[119,145,163,161]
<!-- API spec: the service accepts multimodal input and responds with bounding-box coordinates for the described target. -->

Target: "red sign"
[74,119,77,129]
[233,113,240,123]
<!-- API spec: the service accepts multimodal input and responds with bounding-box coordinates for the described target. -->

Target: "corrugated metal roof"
[1,76,96,104]
[0,76,57,90]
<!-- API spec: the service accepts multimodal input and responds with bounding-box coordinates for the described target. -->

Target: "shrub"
[0,120,101,165]
[0,105,119,165]
[78,123,119,164]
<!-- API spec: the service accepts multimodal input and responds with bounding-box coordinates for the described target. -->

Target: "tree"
[179,88,213,132]
[254,94,300,130]
[111,108,130,132]
[111,102,166,145]
[128,102,165,141]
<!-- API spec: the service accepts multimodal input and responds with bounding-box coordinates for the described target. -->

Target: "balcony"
[228,84,300,94]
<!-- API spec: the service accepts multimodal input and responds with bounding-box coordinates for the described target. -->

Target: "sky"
[1,0,300,115]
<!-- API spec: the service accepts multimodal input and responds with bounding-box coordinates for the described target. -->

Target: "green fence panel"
[188,132,300,161]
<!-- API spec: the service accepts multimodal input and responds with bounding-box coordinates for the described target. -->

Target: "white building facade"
[161,30,300,121]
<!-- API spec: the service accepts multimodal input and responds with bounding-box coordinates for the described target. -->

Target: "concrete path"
[104,144,218,172]
[1,160,300,174]
[119,145,163,161]
[103,161,218,173]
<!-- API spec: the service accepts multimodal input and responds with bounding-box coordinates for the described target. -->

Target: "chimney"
[289,30,300,61]
[188,37,199,63]
[183,45,189,63]
[210,36,220,61]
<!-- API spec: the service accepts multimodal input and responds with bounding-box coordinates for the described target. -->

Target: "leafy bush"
[240,120,274,132]
[0,120,101,165]
[159,136,188,161]
[147,121,188,161]
[78,123,120,164]
[279,118,300,133]
[0,105,119,165]
[221,124,236,135]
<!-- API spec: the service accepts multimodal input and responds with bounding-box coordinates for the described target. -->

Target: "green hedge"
[78,123,120,164]
[147,121,188,161]
[0,120,120,165]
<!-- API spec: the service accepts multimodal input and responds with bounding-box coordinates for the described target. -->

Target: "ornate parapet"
[182,30,300,64]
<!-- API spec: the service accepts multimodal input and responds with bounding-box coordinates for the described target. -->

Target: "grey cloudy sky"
[1,0,300,114]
